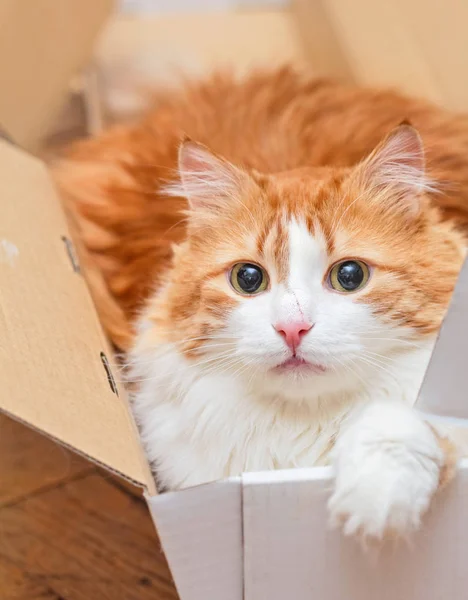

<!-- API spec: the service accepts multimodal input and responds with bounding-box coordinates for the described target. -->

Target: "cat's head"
[145,125,465,399]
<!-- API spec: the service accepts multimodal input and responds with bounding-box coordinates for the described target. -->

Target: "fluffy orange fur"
[134,129,464,363]
[53,66,468,350]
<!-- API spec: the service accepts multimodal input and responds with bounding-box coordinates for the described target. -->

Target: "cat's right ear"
[175,139,251,214]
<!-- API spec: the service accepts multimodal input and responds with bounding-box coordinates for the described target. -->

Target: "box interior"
[0,0,114,151]
[293,0,468,111]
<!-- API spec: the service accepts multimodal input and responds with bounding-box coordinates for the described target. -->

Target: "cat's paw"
[328,402,444,541]
[328,452,440,539]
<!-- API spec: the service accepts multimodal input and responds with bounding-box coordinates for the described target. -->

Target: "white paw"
[328,449,440,539]
[329,402,444,540]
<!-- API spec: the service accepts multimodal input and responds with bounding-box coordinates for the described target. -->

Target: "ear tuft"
[360,124,432,216]
[166,139,249,213]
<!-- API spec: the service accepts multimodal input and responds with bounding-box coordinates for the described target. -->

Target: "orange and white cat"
[54,67,468,540]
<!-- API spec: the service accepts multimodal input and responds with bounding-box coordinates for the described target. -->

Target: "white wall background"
[119,0,289,14]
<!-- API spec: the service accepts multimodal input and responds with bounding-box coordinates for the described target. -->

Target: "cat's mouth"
[273,356,326,375]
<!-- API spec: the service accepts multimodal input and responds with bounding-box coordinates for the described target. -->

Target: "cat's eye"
[229,263,269,295]
[328,260,370,293]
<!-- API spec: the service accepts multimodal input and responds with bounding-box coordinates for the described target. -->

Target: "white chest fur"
[130,343,432,491]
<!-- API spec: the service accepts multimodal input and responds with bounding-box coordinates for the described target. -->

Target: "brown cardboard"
[0,0,114,150]
[295,0,468,110]
[0,140,154,492]
[292,0,352,81]
[96,9,307,94]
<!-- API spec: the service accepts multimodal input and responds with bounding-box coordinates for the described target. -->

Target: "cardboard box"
[94,9,307,122]
[2,4,468,600]
[0,0,114,151]
[293,0,468,111]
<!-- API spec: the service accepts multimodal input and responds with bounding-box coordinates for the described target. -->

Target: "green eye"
[230,263,269,295]
[329,260,370,293]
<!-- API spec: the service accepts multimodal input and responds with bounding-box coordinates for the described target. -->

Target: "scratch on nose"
[291,289,305,320]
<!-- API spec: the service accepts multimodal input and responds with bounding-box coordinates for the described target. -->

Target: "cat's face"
[156,126,464,398]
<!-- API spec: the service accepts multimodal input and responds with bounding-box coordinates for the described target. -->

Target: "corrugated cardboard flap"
[0,140,154,491]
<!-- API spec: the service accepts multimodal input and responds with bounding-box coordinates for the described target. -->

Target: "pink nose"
[274,321,313,351]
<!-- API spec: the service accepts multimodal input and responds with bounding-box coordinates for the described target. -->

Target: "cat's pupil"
[237,264,263,293]
[337,261,364,290]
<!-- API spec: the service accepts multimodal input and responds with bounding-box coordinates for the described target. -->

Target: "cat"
[54,66,468,540]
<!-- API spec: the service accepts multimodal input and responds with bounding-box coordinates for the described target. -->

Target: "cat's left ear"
[175,138,253,215]
[359,124,429,216]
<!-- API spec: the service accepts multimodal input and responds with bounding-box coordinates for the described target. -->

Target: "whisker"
[356,354,401,388]
[122,343,240,369]
[121,349,240,385]
[359,337,425,350]
[334,356,368,389]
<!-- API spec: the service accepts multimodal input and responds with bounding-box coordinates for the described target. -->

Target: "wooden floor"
[0,414,179,600]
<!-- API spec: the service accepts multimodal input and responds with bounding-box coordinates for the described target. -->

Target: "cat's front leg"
[328,400,456,540]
